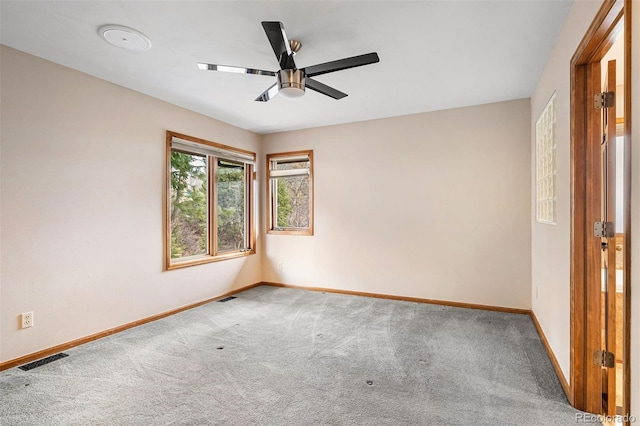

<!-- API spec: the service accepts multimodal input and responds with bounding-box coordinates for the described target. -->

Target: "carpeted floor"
[1,285,587,425]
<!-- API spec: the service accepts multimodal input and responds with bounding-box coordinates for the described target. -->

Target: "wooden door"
[598,59,617,416]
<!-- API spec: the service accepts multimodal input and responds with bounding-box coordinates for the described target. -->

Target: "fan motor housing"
[278,69,305,98]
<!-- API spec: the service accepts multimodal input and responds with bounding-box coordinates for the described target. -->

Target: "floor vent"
[218,296,237,303]
[18,353,69,371]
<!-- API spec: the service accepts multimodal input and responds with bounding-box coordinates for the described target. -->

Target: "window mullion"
[267,162,272,230]
[210,156,218,257]
[246,165,252,250]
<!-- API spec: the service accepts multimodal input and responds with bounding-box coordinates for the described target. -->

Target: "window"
[536,93,557,224]
[267,150,313,235]
[166,131,255,269]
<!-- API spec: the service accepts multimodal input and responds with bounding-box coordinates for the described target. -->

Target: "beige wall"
[530,0,602,383]
[262,99,532,309]
[531,0,640,416]
[0,46,263,363]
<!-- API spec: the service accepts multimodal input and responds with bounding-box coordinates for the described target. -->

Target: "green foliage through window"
[217,160,246,252]
[276,179,293,227]
[275,176,309,228]
[170,152,207,258]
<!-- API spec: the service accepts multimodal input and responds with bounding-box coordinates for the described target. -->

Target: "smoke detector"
[98,25,151,52]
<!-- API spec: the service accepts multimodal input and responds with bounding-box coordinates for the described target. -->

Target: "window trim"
[266,150,314,236]
[165,131,256,270]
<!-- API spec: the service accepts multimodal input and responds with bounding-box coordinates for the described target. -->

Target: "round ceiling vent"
[98,25,151,52]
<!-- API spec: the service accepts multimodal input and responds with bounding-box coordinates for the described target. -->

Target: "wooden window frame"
[165,131,256,270]
[267,150,314,236]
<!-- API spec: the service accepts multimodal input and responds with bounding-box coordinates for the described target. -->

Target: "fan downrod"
[290,40,301,54]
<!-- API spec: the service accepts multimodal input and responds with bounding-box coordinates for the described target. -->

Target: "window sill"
[267,229,313,236]
[166,249,255,270]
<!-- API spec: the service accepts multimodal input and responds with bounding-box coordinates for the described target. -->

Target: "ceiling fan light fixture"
[279,87,305,98]
[277,69,305,99]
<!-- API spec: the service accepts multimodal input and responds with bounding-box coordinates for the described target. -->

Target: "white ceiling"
[0,1,573,134]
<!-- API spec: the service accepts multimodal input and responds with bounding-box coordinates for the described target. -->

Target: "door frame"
[570,0,632,415]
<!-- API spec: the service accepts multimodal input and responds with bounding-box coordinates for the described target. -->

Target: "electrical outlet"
[277,262,283,270]
[21,312,34,329]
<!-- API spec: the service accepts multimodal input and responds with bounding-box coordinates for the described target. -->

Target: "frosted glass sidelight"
[536,93,557,224]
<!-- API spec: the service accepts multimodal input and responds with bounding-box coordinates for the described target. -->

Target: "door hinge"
[594,92,615,109]
[594,221,615,238]
[593,350,615,368]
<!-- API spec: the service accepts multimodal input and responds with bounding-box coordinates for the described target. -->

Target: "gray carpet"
[1,285,587,425]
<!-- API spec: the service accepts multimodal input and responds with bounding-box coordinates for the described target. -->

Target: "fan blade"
[255,83,279,102]
[303,52,379,78]
[305,78,347,100]
[261,21,296,70]
[198,63,276,76]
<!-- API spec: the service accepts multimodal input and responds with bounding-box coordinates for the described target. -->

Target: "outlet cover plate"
[21,312,33,329]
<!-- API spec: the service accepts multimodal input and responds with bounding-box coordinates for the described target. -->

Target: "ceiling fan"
[198,21,380,102]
